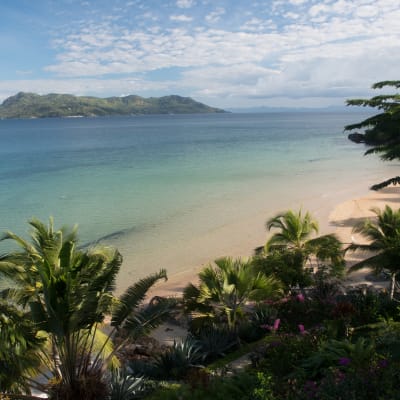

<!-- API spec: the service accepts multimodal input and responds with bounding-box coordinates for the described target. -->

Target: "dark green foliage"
[0,92,226,119]
[345,80,400,190]
[257,333,319,379]
[310,270,342,304]
[109,369,145,400]
[182,257,283,332]
[375,322,400,362]
[130,338,203,381]
[302,337,376,378]
[0,300,44,394]
[252,250,312,292]
[152,338,203,380]
[263,210,344,282]
[347,205,400,299]
[314,362,400,400]
[340,288,398,326]
[145,372,258,400]
[193,326,238,362]
[0,217,173,399]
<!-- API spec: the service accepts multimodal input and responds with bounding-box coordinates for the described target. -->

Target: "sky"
[0,0,399,109]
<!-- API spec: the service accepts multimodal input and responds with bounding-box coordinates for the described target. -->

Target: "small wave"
[308,157,328,162]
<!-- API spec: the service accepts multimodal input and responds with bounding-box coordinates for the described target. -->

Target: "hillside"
[0,92,226,119]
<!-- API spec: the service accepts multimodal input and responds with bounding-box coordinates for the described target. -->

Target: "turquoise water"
[0,112,396,287]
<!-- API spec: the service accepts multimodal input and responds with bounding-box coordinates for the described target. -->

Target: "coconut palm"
[266,209,319,252]
[265,209,344,275]
[183,257,283,332]
[0,217,173,399]
[347,205,400,299]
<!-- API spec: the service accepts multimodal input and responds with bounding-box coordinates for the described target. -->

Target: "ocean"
[0,112,396,290]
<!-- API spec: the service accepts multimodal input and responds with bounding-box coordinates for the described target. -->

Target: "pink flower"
[260,318,281,332]
[273,318,280,331]
[298,324,305,334]
[297,293,305,302]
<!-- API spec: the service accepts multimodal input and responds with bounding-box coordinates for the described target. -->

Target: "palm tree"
[183,257,283,331]
[266,209,319,252]
[265,209,344,275]
[0,299,44,394]
[347,205,400,299]
[0,217,173,399]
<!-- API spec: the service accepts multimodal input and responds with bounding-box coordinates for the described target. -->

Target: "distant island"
[0,92,226,119]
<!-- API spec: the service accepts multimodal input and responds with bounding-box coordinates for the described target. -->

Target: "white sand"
[146,185,400,345]
[144,186,400,299]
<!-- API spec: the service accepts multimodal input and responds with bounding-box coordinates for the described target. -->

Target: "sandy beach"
[145,185,400,299]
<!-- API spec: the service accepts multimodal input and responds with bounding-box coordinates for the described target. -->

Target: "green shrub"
[193,326,238,362]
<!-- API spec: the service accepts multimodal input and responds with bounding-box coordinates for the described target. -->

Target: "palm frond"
[111,269,167,327]
[122,297,175,339]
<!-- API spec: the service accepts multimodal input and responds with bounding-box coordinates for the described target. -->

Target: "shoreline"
[145,185,400,299]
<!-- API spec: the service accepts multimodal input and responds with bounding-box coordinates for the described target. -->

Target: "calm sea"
[0,112,396,287]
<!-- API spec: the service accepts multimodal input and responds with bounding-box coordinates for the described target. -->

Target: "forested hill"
[0,92,226,118]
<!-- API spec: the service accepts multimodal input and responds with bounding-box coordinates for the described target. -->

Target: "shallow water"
[0,112,396,289]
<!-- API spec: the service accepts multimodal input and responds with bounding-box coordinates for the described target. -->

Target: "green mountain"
[0,92,226,119]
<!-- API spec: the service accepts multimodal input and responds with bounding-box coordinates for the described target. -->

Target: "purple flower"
[338,357,351,366]
[379,359,389,368]
[298,324,305,334]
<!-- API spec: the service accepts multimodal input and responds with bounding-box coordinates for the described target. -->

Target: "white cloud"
[284,12,300,20]
[170,14,193,22]
[309,4,329,17]
[176,0,195,8]
[4,0,399,108]
[356,5,379,18]
[205,7,225,23]
[288,0,308,4]
[240,18,276,32]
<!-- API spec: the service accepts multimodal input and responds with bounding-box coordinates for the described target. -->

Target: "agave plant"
[152,337,203,380]
[193,326,238,362]
[109,369,145,400]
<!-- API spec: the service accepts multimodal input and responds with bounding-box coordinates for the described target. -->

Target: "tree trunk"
[390,273,396,300]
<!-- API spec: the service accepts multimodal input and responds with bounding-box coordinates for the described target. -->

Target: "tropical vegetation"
[0,92,226,119]
[182,257,283,333]
[345,80,400,190]
[2,80,400,399]
[1,205,400,399]
[0,218,174,399]
[347,205,400,299]
[252,210,344,294]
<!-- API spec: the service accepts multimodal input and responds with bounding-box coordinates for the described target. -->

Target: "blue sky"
[1,0,399,108]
